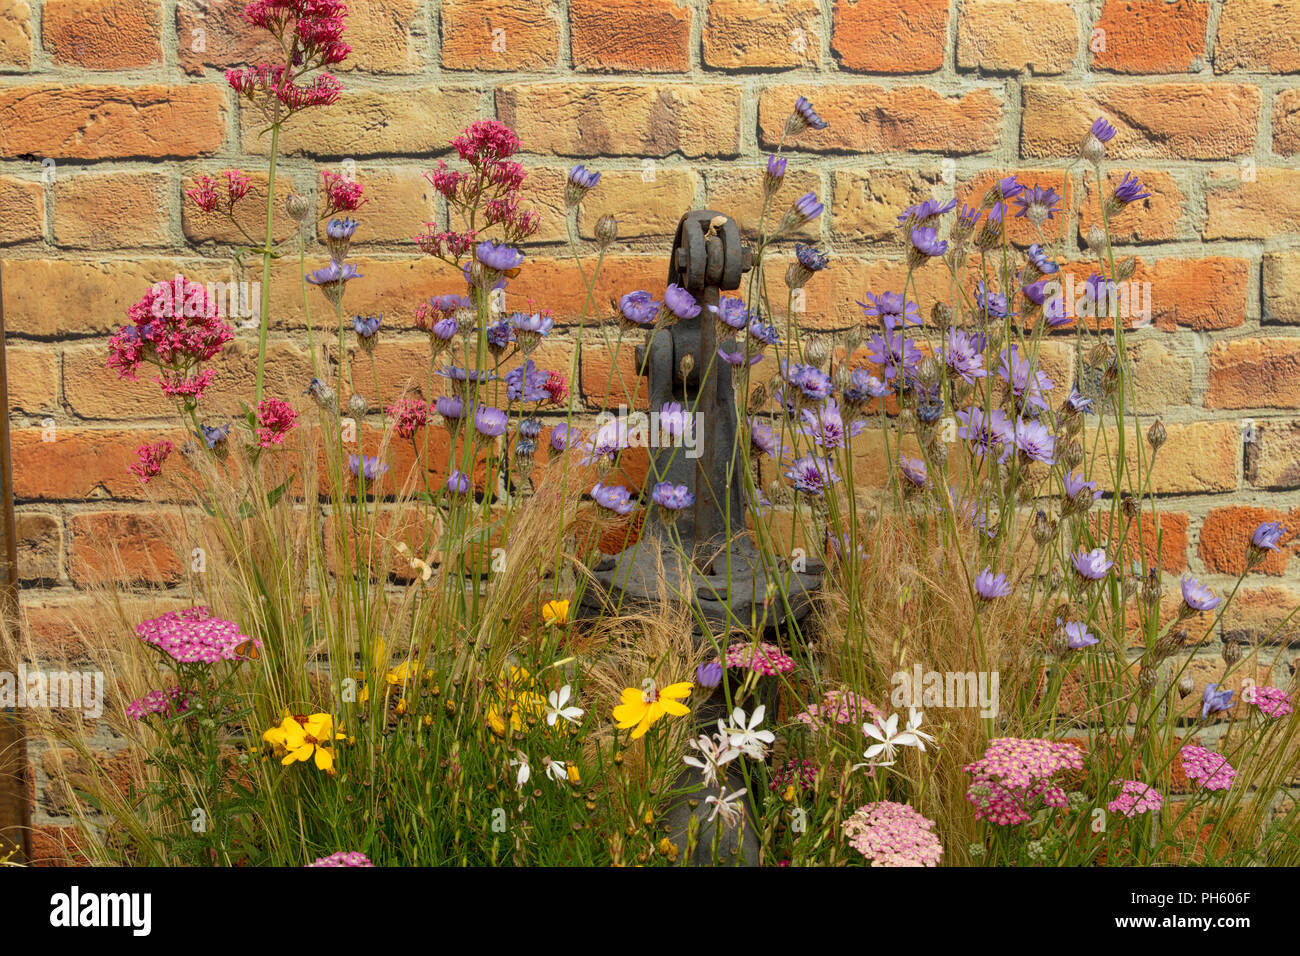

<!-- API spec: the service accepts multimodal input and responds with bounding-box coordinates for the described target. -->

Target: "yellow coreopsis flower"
[486,665,546,738]
[542,599,571,627]
[262,713,344,772]
[612,679,693,739]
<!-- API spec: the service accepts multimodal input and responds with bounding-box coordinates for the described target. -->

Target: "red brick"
[1051,257,1248,332]
[1092,0,1208,74]
[30,824,91,866]
[1021,83,1260,160]
[1221,585,1300,645]
[572,0,691,73]
[1214,0,1300,73]
[68,510,185,586]
[182,168,297,246]
[1091,510,1190,574]
[53,171,169,249]
[496,83,742,158]
[1079,169,1182,243]
[0,174,43,244]
[11,427,183,502]
[441,0,559,71]
[1276,88,1300,154]
[42,0,161,69]
[1199,505,1299,575]
[956,168,1076,246]
[0,85,227,160]
[829,167,941,245]
[176,0,280,75]
[1207,337,1300,409]
[957,0,1078,75]
[580,343,649,410]
[702,0,820,70]
[759,85,1003,155]
[831,0,947,74]
[0,0,32,69]
[16,511,61,581]
[1204,168,1300,240]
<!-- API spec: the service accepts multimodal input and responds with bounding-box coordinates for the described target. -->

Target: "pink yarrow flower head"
[136,607,261,665]
[794,690,881,731]
[129,439,174,485]
[964,737,1083,826]
[125,686,190,721]
[842,801,943,867]
[256,397,298,448]
[1107,780,1163,818]
[1248,685,1294,719]
[1180,745,1236,792]
[723,641,795,677]
[307,851,373,867]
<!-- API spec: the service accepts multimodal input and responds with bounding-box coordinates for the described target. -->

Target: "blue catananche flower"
[566,164,600,206]
[1065,388,1094,415]
[619,290,660,327]
[784,454,840,496]
[436,394,464,421]
[1252,521,1288,552]
[1181,575,1222,613]
[1063,469,1101,503]
[954,204,981,236]
[697,660,724,689]
[1011,418,1056,465]
[353,314,381,339]
[505,360,550,403]
[510,310,554,342]
[306,260,362,287]
[943,327,988,384]
[957,405,1013,459]
[348,453,388,480]
[997,345,1053,413]
[200,422,231,449]
[1026,243,1059,276]
[976,281,1013,320]
[898,197,957,229]
[445,469,472,495]
[974,202,1006,249]
[800,398,865,450]
[591,482,636,516]
[767,153,787,179]
[909,226,948,260]
[974,567,1012,600]
[780,359,834,402]
[990,175,1023,203]
[718,347,760,368]
[1012,184,1063,223]
[1061,619,1099,649]
[1071,548,1114,581]
[795,243,830,273]
[784,191,824,229]
[475,240,523,273]
[664,283,701,321]
[326,216,358,261]
[842,368,890,406]
[899,455,927,487]
[1201,683,1235,720]
[748,417,782,458]
[651,481,694,512]
[1081,117,1117,163]
[790,95,828,133]
[1112,172,1151,206]
[865,322,922,383]
[711,295,750,330]
[550,424,581,453]
[472,404,508,441]
[859,291,921,327]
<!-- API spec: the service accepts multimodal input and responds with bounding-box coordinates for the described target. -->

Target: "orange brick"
[1021,83,1260,160]
[68,510,185,586]
[53,171,170,249]
[1204,168,1300,240]
[11,427,183,502]
[335,0,426,74]
[758,85,1003,155]
[0,175,43,244]
[1207,337,1300,409]
[1214,0,1300,73]
[1245,418,1300,488]
[5,346,58,413]
[0,85,226,160]
[1092,0,1208,74]
[182,169,297,246]
[0,0,32,69]
[1276,88,1300,154]
[571,0,692,73]
[1199,504,1299,576]
[16,511,61,581]
[831,0,946,74]
[956,168,1075,246]
[312,165,436,245]
[576,168,697,241]
[1221,585,1300,645]
[706,165,822,240]
[1093,420,1239,495]
[1079,169,1182,243]
[176,0,278,75]
[702,0,820,70]
[41,0,161,69]
[580,342,649,410]
[1263,252,1300,324]
[829,168,940,246]
[1090,510,1191,574]
[957,0,1078,75]
[441,0,559,71]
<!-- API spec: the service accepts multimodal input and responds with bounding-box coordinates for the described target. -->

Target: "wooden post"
[0,260,33,863]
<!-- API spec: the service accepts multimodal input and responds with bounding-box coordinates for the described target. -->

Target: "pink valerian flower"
[241,0,351,67]
[1107,780,1163,818]
[126,687,190,720]
[307,851,373,867]
[320,168,366,217]
[723,641,795,676]
[136,607,261,665]
[186,170,252,214]
[1180,745,1236,791]
[452,119,521,166]
[414,227,478,260]
[542,371,569,405]
[256,398,298,448]
[963,737,1084,826]
[794,690,881,731]
[842,801,943,867]
[388,398,431,439]
[129,439,174,484]
[1247,685,1294,718]
[226,64,343,115]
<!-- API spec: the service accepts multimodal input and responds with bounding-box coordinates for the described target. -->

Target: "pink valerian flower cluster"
[227,63,342,114]
[769,758,818,795]
[1107,780,1164,818]
[1180,745,1237,792]
[388,398,431,439]
[963,737,1084,826]
[320,168,367,218]
[256,398,298,448]
[842,801,943,867]
[126,687,190,721]
[308,850,373,867]
[227,1,349,119]
[793,689,882,730]
[542,370,569,405]
[107,276,233,403]
[1248,685,1294,719]
[129,439,174,485]
[723,641,795,676]
[417,120,539,262]
[136,607,262,665]
[187,170,252,215]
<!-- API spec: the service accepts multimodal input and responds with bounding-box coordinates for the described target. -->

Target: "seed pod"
[285,192,311,222]
[1115,256,1138,281]
[679,353,695,378]
[747,383,768,414]
[804,339,830,370]
[1147,418,1167,452]
[1086,224,1107,254]
[1222,640,1242,665]
[594,214,618,249]
[1177,674,1195,698]
[1121,495,1140,520]
[1138,665,1157,692]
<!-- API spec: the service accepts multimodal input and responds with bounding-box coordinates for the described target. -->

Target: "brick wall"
[1,0,1299,861]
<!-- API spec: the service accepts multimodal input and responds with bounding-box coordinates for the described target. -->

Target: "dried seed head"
[1222,640,1242,665]
[916,354,941,389]
[679,352,695,378]
[804,338,830,370]
[1138,665,1157,692]
[1121,494,1140,520]
[1115,256,1138,282]
[285,191,311,223]
[1064,441,1084,469]
[1086,224,1107,254]
[594,214,618,249]
[747,383,768,414]
[1031,509,1056,545]
[1147,418,1167,452]
[930,302,952,327]
[1177,674,1196,698]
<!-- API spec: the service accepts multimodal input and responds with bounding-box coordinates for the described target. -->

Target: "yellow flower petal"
[660,698,691,717]
[304,713,333,741]
[661,682,694,701]
[613,701,647,729]
[314,746,335,772]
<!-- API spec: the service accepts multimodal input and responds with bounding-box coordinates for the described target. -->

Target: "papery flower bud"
[1147,418,1167,452]
[1138,665,1157,692]
[1222,640,1241,665]
[348,393,369,417]
[1121,494,1139,520]
[804,339,830,370]
[1032,509,1055,545]
[1086,224,1107,254]
[1177,674,1195,698]
[1115,257,1137,281]
[747,383,768,414]
[931,302,952,327]
[286,191,311,222]
[594,214,618,249]
[679,353,695,378]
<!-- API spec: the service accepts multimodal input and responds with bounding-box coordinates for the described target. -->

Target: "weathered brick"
[831,0,947,74]
[1276,88,1300,154]
[702,0,820,70]
[182,168,297,246]
[68,510,185,586]
[497,83,742,158]
[1091,509,1191,574]
[0,85,227,160]
[577,168,697,240]
[758,85,1003,155]
[0,174,43,244]
[5,346,58,413]
[11,427,183,501]
[1264,253,1300,323]
[1053,257,1248,332]
[1079,169,1182,243]
[706,165,821,240]
[1021,83,1260,160]
[53,171,170,249]
[0,0,31,69]
[1127,339,1195,413]
[335,0,426,73]
[957,0,1078,75]
[314,166,436,245]
[441,0,558,71]
[571,0,691,73]
[42,0,162,69]
[175,0,279,75]
[1207,337,1300,409]
[1096,420,1239,495]
[1092,0,1208,73]
[1204,168,1300,240]
[829,167,940,245]
[1199,504,1299,575]
[16,512,61,581]
[1246,418,1300,488]
[1215,0,1300,73]
[1222,585,1300,645]
[580,343,649,409]
[957,167,1075,246]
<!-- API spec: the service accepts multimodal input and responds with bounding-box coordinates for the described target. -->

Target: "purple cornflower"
[1012,184,1063,225]
[472,404,508,441]
[1026,243,1059,277]
[1252,521,1287,552]
[997,345,1053,412]
[353,313,381,340]
[566,164,600,205]
[505,360,550,403]
[780,359,834,403]
[618,290,660,328]
[1071,548,1114,581]
[748,417,782,458]
[550,424,580,453]
[1112,172,1151,206]
[476,240,523,273]
[909,226,948,262]
[1181,575,1222,613]
[785,454,841,496]
[899,455,927,487]
[651,481,694,512]
[445,469,472,495]
[1061,619,1099,649]
[859,291,921,327]
[1011,417,1056,465]
[591,482,636,516]
[974,567,1012,600]
[348,453,388,480]
[664,283,701,321]
[1201,683,1235,720]
[943,327,988,384]
[956,405,1013,458]
[975,281,1013,320]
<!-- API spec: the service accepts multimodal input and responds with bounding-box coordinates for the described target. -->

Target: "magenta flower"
[136,607,261,665]
[964,737,1082,826]
[1107,780,1163,818]
[129,439,174,485]
[308,851,373,867]
[256,398,297,448]
[388,398,430,439]
[1180,745,1236,792]
[126,686,190,721]
[1249,686,1294,719]
[843,801,943,867]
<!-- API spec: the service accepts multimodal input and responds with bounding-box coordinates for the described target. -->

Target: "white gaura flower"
[546,684,584,727]
[510,751,531,789]
[683,732,740,787]
[704,787,748,828]
[543,756,569,784]
[718,704,776,759]
[859,708,936,766]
